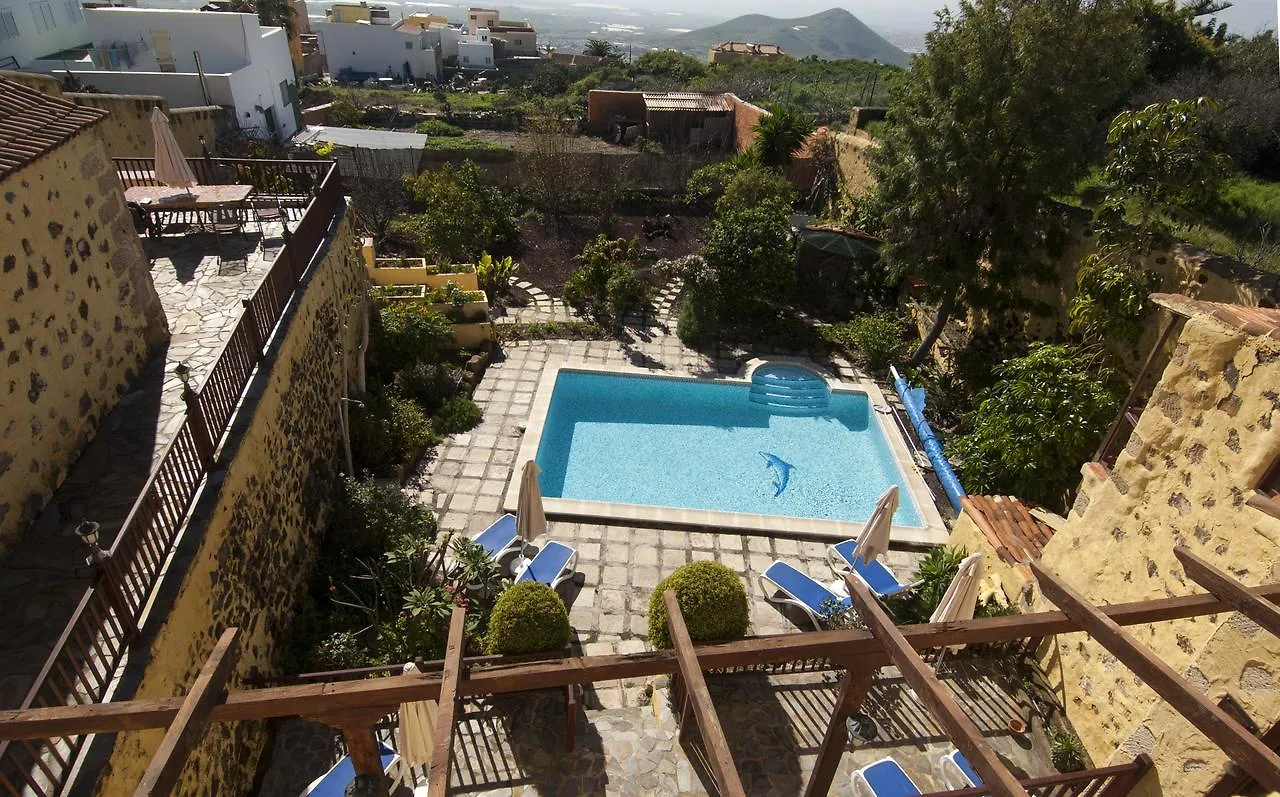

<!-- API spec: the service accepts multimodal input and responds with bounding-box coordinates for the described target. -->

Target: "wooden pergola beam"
[845,574,1029,797]
[427,606,467,797]
[664,590,746,797]
[1174,547,1280,638]
[133,628,241,797]
[801,667,875,797]
[1032,561,1280,793]
[4,583,1280,741]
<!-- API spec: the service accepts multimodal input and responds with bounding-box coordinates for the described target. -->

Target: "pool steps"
[749,367,830,412]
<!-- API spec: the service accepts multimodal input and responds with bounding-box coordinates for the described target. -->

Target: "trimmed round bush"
[647,561,749,649]
[486,582,571,655]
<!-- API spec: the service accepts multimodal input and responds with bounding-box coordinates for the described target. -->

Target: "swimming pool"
[510,363,944,540]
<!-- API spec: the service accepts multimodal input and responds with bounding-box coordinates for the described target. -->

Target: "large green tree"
[400,163,518,261]
[870,0,1142,364]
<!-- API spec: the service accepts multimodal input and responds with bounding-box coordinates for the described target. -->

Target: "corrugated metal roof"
[641,92,732,112]
[0,77,107,180]
[1151,292,1280,342]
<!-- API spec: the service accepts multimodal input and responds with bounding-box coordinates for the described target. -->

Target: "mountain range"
[665,8,911,66]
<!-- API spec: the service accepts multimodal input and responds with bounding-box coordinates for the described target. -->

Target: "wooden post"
[845,574,1029,797]
[240,300,264,358]
[1174,547,1280,638]
[427,606,467,797]
[338,721,388,796]
[1097,753,1154,797]
[802,667,875,797]
[664,590,746,797]
[183,389,216,469]
[134,629,241,796]
[1032,561,1280,792]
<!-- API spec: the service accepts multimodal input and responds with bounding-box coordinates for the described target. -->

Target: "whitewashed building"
[313,18,441,81]
[24,8,299,140]
[0,0,91,70]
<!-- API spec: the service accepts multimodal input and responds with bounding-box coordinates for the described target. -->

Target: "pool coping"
[503,359,949,547]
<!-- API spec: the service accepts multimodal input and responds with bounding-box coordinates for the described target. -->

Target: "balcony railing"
[919,755,1153,797]
[0,158,343,797]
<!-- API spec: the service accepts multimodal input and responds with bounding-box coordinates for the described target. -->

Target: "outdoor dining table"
[124,184,254,237]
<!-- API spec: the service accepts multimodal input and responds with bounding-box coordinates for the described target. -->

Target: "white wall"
[431,23,457,60]
[238,26,298,139]
[41,69,235,107]
[456,28,491,69]
[314,19,439,81]
[0,0,90,68]
[81,7,256,73]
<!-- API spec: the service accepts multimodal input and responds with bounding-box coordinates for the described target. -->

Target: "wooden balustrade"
[917,755,1154,797]
[0,160,342,797]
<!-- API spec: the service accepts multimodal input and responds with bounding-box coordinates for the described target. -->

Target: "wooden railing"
[919,755,1154,797]
[0,160,343,797]
[113,156,334,198]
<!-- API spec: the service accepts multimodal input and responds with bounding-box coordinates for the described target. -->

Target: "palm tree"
[583,38,620,61]
[752,106,816,168]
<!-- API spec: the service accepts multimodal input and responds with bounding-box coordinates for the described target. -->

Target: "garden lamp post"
[75,520,137,640]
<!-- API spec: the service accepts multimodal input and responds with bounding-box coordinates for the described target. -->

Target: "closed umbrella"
[930,552,985,660]
[516,459,547,542]
[853,485,898,564]
[397,662,437,768]
[150,106,198,189]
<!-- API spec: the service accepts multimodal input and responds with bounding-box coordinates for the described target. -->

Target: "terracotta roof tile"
[960,495,1058,577]
[1150,292,1280,342]
[0,76,107,180]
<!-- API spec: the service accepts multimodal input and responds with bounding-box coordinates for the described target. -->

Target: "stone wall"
[0,125,168,555]
[90,206,366,797]
[1034,312,1280,795]
[727,93,767,154]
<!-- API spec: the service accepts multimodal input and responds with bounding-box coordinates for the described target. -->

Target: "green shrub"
[389,395,437,455]
[1050,730,1087,772]
[373,301,455,374]
[496,320,610,343]
[676,295,717,347]
[433,396,483,435]
[421,137,511,154]
[415,118,465,136]
[889,546,966,625]
[332,474,438,555]
[476,252,520,296]
[350,389,440,474]
[564,235,643,317]
[392,361,462,413]
[606,268,649,317]
[824,311,910,373]
[647,561,749,649]
[310,630,369,670]
[331,99,365,127]
[486,582,571,655]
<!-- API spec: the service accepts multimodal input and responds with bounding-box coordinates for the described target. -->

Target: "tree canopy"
[869,0,1142,364]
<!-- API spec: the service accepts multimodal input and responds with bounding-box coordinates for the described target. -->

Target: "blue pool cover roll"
[890,366,966,513]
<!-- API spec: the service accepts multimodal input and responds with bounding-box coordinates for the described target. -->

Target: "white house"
[24,8,299,141]
[313,18,441,81]
[0,0,91,70]
[455,26,493,70]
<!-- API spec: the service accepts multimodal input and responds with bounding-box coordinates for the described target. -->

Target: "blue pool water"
[534,370,924,527]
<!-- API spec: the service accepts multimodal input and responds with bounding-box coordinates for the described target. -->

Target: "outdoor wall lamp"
[174,361,194,401]
[75,520,110,568]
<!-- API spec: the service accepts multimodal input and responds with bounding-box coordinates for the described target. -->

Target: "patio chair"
[939,749,982,788]
[300,741,397,797]
[827,539,922,600]
[851,757,923,797]
[252,198,287,243]
[468,513,522,566]
[759,560,851,630]
[211,209,247,258]
[513,540,578,591]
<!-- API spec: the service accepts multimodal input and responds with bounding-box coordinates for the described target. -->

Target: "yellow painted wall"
[0,124,168,555]
[328,3,372,23]
[948,511,1037,610]
[90,208,366,797]
[1035,312,1280,795]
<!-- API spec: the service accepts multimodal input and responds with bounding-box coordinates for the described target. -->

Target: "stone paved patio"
[0,220,291,710]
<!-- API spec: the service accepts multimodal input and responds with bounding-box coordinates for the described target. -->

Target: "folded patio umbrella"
[150,106,198,189]
[516,459,547,542]
[853,485,898,565]
[930,552,985,656]
[398,662,437,768]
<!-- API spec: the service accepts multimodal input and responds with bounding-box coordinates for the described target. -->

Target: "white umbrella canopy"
[853,485,898,564]
[516,459,547,542]
[397,663,437,767]
[931,552,985,658]
[150,106,198,189]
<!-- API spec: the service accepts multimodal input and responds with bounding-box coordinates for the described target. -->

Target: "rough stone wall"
[0,129,168,555]
[834,131,876,197]
[1035,313,1280,794]
[65,93,227,158]
[90,207,365,797]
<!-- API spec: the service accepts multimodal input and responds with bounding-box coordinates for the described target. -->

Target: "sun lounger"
[470,513,522,565]
[851,757,923,797]
[827,539,922,599]
[513,540,579,591]
[759,560,852,629]
[940,749,982,788]
[300,742,397,797]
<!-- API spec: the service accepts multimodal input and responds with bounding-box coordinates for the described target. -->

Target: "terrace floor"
[0,221,288,710]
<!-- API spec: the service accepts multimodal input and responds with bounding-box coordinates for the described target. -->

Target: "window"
[404,40,413,49]
[0,8,19,38]
[484,56,490,64]
[461,54,469,64]
[514,38,522,46]
[280,79,291,106]
[61,0,79,22]
[30,0,55,33]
